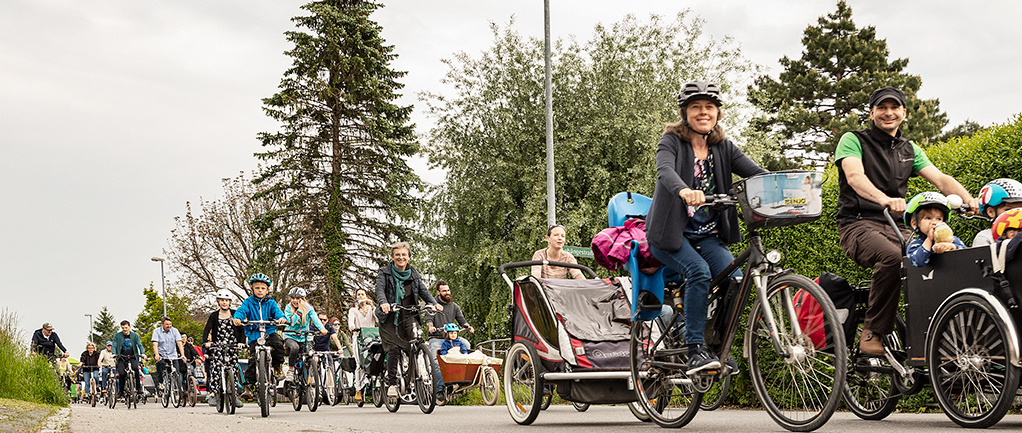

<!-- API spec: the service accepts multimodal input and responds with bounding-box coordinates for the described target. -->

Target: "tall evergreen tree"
[90,306,119,346]
[748,1,947,168]
[255,0,420,313]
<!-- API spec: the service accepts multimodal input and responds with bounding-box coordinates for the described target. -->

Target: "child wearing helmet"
[232,273,287,398]
[972,178,1022,246]
[905,192,967,267]
[991,208,1022,262]
[438,323,468,355]
[282,287,326,381]
[202,288,246,408]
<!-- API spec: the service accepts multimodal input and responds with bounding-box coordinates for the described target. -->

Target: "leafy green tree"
[748,1,947,168]
[135,284,203,359]
[420,12,758,337]
[254,0,420,314]
[90,306,119,346]
[937,119,986,143]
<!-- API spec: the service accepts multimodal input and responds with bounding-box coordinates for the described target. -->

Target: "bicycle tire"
[188,375,197,407]
[504,342,543,425]
[572,401,590,412]
[107,377,117,409]
[539,391,552,410]
[323,357,338,406]
[748,274,846,432]
[257,351,270,417]
[843,324,900,420]
[699,371,730,411]
[291,367,304,412]
[414,342,436,414]
[629,317,700,428]
[928,293,1021,428]
[225,366,237,415]
[161,371,170,408]
[125,372,136,410]
[170,367,181,408]
[372,377,384,408]
[90,378,97,407]
[627,401,651,422]
[307,357,321,412]
[481,366,500,406]
[216,367,226,413]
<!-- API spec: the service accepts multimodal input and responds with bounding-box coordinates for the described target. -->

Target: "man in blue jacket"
[232,273,286,399]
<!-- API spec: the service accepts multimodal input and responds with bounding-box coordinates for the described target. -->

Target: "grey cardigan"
[645,132,766,251]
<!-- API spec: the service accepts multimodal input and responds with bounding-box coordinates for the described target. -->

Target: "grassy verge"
[0,398,63,433]
[0,309,69,406]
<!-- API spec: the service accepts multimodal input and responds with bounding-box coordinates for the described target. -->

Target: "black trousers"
[244,332,284,386]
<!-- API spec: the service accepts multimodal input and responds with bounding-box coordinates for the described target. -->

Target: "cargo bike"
[842,203,1022,428]
[435,344,502,405]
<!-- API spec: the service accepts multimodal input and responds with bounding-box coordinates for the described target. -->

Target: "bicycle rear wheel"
[414,343,437,414]
[748,274,846,432]
[699,369,730,411]
[843,324,899,420]
[372,376,384,408]
[629,318,701,428]
[928,293,1021,428]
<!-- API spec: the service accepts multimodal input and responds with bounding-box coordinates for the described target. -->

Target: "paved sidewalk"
[0,398,67,433]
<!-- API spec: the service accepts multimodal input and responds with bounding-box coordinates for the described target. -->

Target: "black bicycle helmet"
[677,81,723,109]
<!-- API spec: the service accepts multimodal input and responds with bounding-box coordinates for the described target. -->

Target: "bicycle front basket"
[732,171,823,229]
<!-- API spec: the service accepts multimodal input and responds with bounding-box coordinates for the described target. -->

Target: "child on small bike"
[232,273,287,399]
[437,323,468,355]
[905,192,967,267]
[203,289,246,408]
[282,287,327,381]
[973,178,1022,247]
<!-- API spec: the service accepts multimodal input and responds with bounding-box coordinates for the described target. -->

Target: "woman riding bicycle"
[374,241,442,399]
[644,80,766,374]
[202,289,246,408]
[282,287,327,381]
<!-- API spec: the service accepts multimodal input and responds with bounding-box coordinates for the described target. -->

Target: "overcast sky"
[3,0,1020,356]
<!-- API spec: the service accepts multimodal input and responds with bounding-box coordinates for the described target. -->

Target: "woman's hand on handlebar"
[678,188,705,206]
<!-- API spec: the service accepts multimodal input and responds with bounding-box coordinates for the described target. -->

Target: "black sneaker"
[722,356,740,376]
[685,345,722,375]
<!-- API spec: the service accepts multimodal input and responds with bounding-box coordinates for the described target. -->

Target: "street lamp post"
[84,313,93,345]
[151,257,166,317]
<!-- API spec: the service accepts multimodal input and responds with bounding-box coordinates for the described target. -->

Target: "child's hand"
[933,242,958,254]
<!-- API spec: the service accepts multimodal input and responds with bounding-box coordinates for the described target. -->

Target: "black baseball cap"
[869,87,906,108]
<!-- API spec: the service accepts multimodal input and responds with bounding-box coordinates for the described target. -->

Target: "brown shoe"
[859,329,885,356]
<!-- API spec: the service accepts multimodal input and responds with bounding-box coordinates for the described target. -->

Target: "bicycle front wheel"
[107,377,116,409]
[748,274,846,432]
[414,342,437,414]
[188,376,197,407]
[322,357,338,406]
[307,357,321,412]
[257,351,270,418]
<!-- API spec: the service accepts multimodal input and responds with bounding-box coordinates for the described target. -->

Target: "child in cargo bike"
[904,192,967,267]
[438,324,468,356]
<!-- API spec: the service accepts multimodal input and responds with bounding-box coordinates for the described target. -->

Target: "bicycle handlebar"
[496,260,600,278]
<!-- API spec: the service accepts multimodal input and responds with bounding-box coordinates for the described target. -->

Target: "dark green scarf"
[391,264,411,324]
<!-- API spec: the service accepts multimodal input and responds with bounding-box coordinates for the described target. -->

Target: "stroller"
[498,261,649,425]
[356,327,386,408]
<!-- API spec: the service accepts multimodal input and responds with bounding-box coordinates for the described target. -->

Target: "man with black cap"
[834,86,977,356]
[30,322,68,360]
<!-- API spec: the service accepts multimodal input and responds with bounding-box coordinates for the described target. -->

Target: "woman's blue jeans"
[650,235,741,345]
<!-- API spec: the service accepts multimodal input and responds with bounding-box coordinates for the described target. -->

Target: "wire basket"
[732,171,824,229]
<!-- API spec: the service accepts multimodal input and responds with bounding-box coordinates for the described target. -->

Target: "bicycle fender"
[926,288,1021,367]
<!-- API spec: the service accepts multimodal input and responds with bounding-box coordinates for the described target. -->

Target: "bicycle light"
[766,249,783,264]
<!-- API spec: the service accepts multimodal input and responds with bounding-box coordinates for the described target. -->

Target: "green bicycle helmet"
[905,191,950,226]
[248,273,272,287]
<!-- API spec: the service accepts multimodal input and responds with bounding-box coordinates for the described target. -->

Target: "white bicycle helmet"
[215,289,233,301]
[289,287,308,299]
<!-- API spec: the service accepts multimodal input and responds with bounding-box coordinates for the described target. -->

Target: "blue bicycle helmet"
[444,323,460,333]
[978,178,1022,216]
[248,273,272,287]
[905,192,949,226]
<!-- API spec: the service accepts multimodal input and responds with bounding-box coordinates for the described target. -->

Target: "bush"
[0,309,69,406]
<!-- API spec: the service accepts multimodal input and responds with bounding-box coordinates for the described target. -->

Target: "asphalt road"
[68,401,1022,433]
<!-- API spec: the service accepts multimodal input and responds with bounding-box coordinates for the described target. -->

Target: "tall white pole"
[544,0,555,227]
[152,257,167,317]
